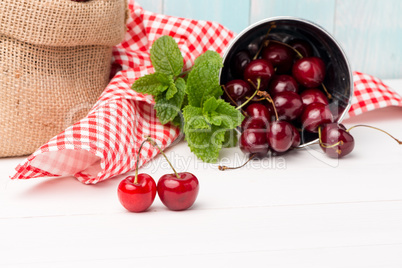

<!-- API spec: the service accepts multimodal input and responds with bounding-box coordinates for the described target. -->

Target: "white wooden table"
[1,80,402,268]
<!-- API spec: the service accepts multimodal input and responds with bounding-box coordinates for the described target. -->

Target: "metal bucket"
[219,16,353,147]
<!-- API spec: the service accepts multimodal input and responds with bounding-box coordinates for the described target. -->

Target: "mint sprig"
[131,35,244,163]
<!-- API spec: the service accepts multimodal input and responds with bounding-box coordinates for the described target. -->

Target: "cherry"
[225,79,252,102]
[288,39,313,58]
[300,88,329,107]
[292,57,326,88]
[157,172,199,211]
[319,123,354,158]
[243,59,274,90]
[301,102,333,133]
[118,174,157,212]
[245,103,270,120]
[273,91,303,121]
[290,124,301,148]
[241,117,269,130]
[117,139,157,213]
[239,129,269,157]
[267,121,293,153]
[268,74,299,96]
[231,50,251,78]
[262,42,295,74]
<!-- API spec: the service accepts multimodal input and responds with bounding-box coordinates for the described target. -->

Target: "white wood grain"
[136,0,163,14]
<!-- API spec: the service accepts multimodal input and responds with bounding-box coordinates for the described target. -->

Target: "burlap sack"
[0,0,128,157]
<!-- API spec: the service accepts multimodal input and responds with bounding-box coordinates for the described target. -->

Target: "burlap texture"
[0,0,127,157]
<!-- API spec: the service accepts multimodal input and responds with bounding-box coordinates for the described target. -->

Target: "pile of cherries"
[223,31,353,159]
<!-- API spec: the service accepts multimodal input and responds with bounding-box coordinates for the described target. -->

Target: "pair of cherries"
[118,137,199,212]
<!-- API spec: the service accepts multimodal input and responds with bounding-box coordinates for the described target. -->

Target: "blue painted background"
[136,0,402,79]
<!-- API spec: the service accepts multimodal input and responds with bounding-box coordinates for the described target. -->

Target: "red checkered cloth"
[10,2,402,184]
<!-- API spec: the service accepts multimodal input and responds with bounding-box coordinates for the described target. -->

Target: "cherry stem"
[253,24,276,60]
[134,139,149,184]
[222,84,248,117]
[236,79,261,110]
[145,136,181,179]
[269,40,304,59]
[257,91,279,121]
[321,83,332,100]
[346,124,402,145]
[218,154,256,171]
[317,126,344,149]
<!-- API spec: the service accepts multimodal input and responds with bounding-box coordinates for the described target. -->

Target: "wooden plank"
[136,0,163,14]
[250,0,336,34]
[334,0,402,79]
[163,0,251,33]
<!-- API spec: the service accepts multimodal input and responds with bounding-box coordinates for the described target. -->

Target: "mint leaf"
[193,50,222,69]
[186,56,223,107]
[154,77,186,124]
[165,82,177,100]
[202,97,244,128]
[222,129,239,148]
[150,35,184,77]
[131,72,171,95]
[183,105,210,130]
[185,125,226,163]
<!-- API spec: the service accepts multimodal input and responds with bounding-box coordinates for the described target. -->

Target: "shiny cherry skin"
[262,42,295,74]
[267,121,293,153]
[231,50,251,78]
[320,123,354,158]
[288,39,314,58]
[243,59,274,90]
[157,172,199,211]
[292,57,326,88]
[117,174,157,212]
[273,91,304,121]
[225,79,252,102]
[241,117,269,131]
[239,129,269,157]
[300,88,329,107]
[268,74,299,96]
[290,124,301,148]
[245,103,270,120]
[301,102,333,133]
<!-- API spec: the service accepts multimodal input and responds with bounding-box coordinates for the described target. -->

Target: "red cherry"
[300,88,329,107]
[301,102,333,133]
[243,59,274,90]
[117,174,157,213]
[225,79,252,102]
[288,39,314,58]
[239,129,269,157]
[320,123,354,158]
[231,50,251,78]
[292,57,326,88]
[290,124,301,148]
[267,121,293,153]
[268,74,299,96]
[273,91,304,121]
[157,172,199,211]
[245,103,270,120]
[262,42,295,74]
[241,117,269,131]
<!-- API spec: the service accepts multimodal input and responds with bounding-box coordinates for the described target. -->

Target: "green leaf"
[183,106,210,130]
[193,50,222,69]
[222,129,239,148]
[154,77,186,124]
[186,56,223,107]
[202,97,244,128]
[131,73,170,95]
[165,82,177,100]
[185,125,226,163]
[150,35,184,76]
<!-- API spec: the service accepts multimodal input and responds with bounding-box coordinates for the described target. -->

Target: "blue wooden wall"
[136,0,402,79]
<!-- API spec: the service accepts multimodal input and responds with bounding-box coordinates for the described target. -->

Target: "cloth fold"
[10,1,402,184]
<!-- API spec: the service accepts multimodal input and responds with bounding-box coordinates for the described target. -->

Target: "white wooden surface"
[1,79,402,267]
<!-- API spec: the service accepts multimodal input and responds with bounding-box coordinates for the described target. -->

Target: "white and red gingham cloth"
[10,1,402,184]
